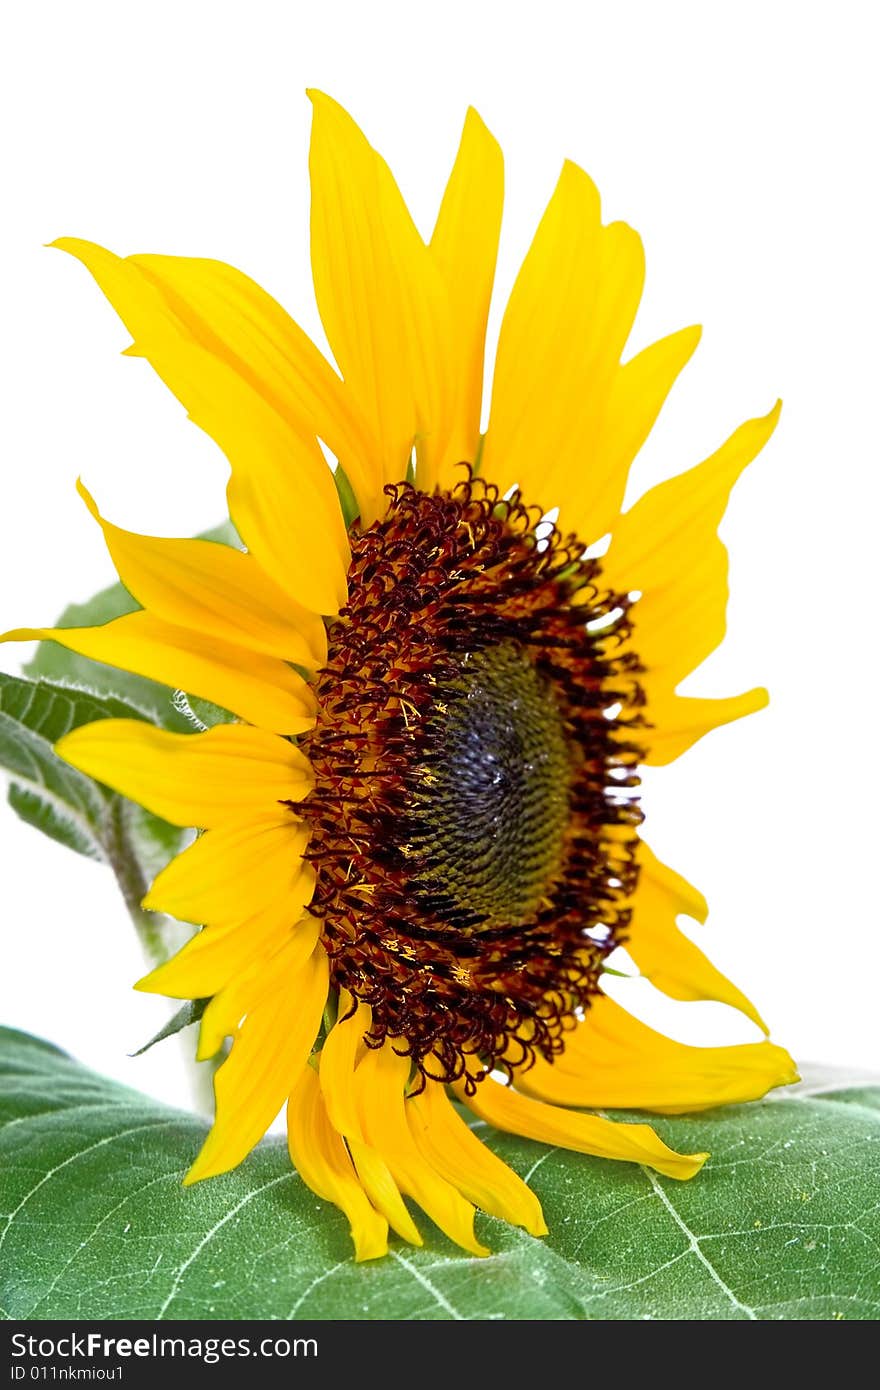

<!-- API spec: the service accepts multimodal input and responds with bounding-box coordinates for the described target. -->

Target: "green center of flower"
[407,642,574,929]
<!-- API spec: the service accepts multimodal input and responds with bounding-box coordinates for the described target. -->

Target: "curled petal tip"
[74,476,100,518]
[49,237,85,257]
[307,88,338,114]
[463,105,494,140]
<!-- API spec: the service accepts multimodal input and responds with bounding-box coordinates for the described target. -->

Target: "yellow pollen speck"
[399,698,420,727]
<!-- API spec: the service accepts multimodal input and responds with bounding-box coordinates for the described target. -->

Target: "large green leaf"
[1,1027,877,1320]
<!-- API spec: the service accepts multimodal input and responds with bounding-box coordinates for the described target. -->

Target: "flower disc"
[296,476,646,1084]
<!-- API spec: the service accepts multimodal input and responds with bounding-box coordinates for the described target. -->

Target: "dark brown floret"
[290,474,646,1086]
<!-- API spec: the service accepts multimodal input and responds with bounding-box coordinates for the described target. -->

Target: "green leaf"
[6,782,100,859]
[21,575,191,733]
[2,1026,878,1320]
[0,672,151,861]
[0,670,188,942]
[130,999,209,1057]
[127,803,190,882]
[22,519,241,733]
[172,691,237,731]
[0,673,192,963]
[332,463,361,529]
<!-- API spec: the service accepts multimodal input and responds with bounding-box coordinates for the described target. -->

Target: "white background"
[2,0,878,1115]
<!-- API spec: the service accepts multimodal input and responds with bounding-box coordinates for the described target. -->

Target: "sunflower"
[4,93,797,1261]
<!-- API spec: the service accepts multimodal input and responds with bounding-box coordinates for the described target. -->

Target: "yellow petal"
[456,1072,707,1180]
[4,611,316,735]
[428,107,503,488]
[219,387,349,614]
[516,993,798,1115]
[482,160,644,526]
[317,997,422,1246]
[185,928,328,1181]
[640,687,770,766]
[193,917,319,1061]
[77,481,326,669]
[55,720,313,828]
[287,1066,388,1262]
[137,893,315,1001]
[308,91,455,508]
[316,995,422,1245]
[626,841,767,1031]
[319,991,372,1142]
[142,816,310,927]
[126,250,380,516]
[356,1043,488,1256]
[603,403,781,684]
[596,403,780,763]
[346,1136,423,1247]
[408,1078,547,1236]
[53,238,348,614]
[570,325,701,541]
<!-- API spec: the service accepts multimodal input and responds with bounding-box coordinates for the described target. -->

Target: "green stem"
[105,799,166,965]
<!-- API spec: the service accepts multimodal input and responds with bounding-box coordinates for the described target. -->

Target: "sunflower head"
[3,92,798,1262]
[296,472,645,1084]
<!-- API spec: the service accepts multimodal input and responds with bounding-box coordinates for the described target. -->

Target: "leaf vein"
[0,1119,181,1258]
[641,1168,758,1319]
[156,1172,298,1319]
[285,1259,350,1319]
[390,1251,465,1320]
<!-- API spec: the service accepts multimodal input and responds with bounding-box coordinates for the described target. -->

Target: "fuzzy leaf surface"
[1,1029,878,1321]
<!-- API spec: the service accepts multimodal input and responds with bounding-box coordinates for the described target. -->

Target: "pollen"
[294,474,647,1084]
